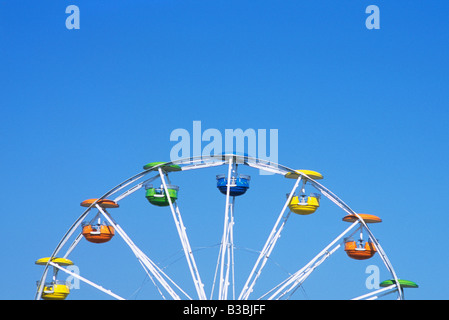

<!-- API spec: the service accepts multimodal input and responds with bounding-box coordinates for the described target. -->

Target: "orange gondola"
[82,224,115,243]
[344,239,377,260]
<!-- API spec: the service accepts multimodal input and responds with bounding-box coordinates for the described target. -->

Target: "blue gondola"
[216,174,250,196]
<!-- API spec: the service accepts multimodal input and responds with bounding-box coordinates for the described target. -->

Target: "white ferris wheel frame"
[35,154,404,301]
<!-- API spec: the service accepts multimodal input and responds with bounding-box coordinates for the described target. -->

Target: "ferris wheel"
[34,154,418,300]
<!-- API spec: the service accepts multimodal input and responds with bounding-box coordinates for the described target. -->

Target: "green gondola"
[380,279,419,289]
[145,184,179,206]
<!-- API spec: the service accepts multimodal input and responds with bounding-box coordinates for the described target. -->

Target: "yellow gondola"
[288,194,321,215]
[40,281,70,300]
[35,257,73,300]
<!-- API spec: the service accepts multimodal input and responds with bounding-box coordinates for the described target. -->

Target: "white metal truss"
[212,158,237,300]
[158,167,207,300]
[238,175,302,300]
[97,205,189,300]
[48,261,125,300]
[352,284,398,300]
[261,220,360,300]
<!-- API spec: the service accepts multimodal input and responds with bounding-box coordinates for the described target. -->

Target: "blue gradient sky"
[1,1,448,299]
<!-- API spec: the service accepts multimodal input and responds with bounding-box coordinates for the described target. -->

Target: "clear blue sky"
[1,0,448,300]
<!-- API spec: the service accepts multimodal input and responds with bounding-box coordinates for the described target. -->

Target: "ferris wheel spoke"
[229,199,236,299]
[97,205,185,300]
[238,176,302,300]
[215,158,235,300]
[352,284,397,300]
[48,261,125,300]
[264,220,359,300]
[281,245,341,300]
[158,168,207,300]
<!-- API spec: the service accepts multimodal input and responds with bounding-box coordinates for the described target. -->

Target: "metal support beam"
[217,158,235,300]
[264,220,359,300]
[49,261,125,300]
[239,176,302,300]
[158,168,207,300]
[97,205,186,300]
